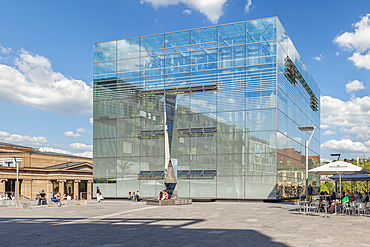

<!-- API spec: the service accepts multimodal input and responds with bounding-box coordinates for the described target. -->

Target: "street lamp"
[298,126,316,201]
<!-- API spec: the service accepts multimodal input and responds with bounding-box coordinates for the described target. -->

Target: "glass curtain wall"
[93,17,320,199]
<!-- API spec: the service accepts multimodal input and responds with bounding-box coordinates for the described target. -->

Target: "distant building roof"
[33,151,92,159]
[47,162,89,169]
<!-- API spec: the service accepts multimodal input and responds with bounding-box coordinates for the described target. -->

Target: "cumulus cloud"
[323,130,336,136]
[0,130,48,146]
[244,0,252,13]
[69,142,93,151]
[0,47,92,115]
[0,45,12,54]
[345,80,365,93]
[64,131,81,138]
[334,14,370,70]
[334,14,370,52]
[183,9,191,15]
[39,147,92,158]
[312,54,324,61]
[348,52,370,70]
[321,95,370,141]
[76,127,89,133]
[140,0,228,23]
[321,139,370,155]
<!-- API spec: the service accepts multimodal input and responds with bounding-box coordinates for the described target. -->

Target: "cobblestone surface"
[1,200,370,246]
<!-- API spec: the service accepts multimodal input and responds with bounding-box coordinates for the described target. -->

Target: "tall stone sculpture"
[163,93,178,199]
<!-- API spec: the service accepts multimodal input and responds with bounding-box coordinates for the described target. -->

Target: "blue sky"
[0,0,369,160]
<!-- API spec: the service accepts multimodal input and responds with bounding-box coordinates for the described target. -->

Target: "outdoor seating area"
[294,193,370,217]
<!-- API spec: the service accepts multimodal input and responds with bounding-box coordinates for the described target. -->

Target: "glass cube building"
[93,17,320,199]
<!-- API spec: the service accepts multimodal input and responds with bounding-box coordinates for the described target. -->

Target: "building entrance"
[79,181,87,199]
[65,180,74,197]
[5,179,21,196]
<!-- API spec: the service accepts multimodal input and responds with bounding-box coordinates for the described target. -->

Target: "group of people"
[0,192,15,200]
[319,191,369,213]
[37,190,78,206]
[158,190,169,200]
[127,191,140,202]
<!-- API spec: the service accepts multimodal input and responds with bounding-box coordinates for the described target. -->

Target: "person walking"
[96,186,102,202]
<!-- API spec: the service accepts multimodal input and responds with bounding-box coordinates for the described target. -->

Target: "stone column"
[46,180,54,197]
[74,180,80,199]
[21,179,32,199]
[0,179,7,193]
[58,180,66,195]
[87,181,92,200]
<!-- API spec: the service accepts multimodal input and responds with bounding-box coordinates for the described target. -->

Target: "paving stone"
[0,200,369,246]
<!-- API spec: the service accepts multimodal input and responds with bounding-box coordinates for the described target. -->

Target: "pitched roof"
[46,162,91,169]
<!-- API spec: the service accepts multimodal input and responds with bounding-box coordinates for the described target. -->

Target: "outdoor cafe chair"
[356,202,366,216]
[309,200,320,216]
[294,201,301,213]
[342,202,354,216]
[365,202,370,215]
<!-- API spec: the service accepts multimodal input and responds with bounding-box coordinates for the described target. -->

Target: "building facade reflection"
[93,17,320,199]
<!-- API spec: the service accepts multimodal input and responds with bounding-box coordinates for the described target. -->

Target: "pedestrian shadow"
[0,217,289,246]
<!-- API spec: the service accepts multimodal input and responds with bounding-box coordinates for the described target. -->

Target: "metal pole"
[305,140,308,201]
[15,158,19,202]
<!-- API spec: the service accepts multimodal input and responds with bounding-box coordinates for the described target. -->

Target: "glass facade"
[93,17,320,199]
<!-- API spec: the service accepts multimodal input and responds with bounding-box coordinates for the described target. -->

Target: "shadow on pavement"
[0,217,289,246]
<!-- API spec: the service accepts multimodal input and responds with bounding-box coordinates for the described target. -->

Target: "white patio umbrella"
[308,160,370,195]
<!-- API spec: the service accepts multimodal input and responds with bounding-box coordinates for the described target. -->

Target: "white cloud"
[76,127,88,133]
[0,45,12,54]
[348,52,370,70]
[183,9,191,15]
[90,117,93,125]
[336,52,339,56]
[345,80,365,93]
[69,142,93,151]
[140,0,228,23]
[321,95,370,140]
[321,139,370,155]
[334,14,370,70]
[312,54,324,61]
[39,147,92,158]
[0,130,48,146]
[244,0,252,13]
[334,14,370,52]
[0,48,92,115]
[323,130,336,136]
[64,131,81,138]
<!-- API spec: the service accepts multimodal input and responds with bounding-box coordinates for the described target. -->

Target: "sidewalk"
[0,200,369,246]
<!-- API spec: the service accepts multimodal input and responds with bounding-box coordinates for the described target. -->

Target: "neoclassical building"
[0,142,93,200]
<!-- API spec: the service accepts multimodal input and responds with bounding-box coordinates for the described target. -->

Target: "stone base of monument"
[146,198,192,206]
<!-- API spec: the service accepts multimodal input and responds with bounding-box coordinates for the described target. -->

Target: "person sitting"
[38,190,47,205]
[339,192,350,212]
[363,192,369,203]
[128,192,132,201]
[350,193,355,202]
[132,192,137,202]
[355,191,361,201]
[10,192,15,200]
[56,193,64,206]
[3,193,9,200]
[158,191,163,200]
[163,190,169,200]
[136,191,140,201]
[66,194,72,200]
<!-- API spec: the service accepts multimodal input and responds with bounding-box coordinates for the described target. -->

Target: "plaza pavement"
[0,200,370,246]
